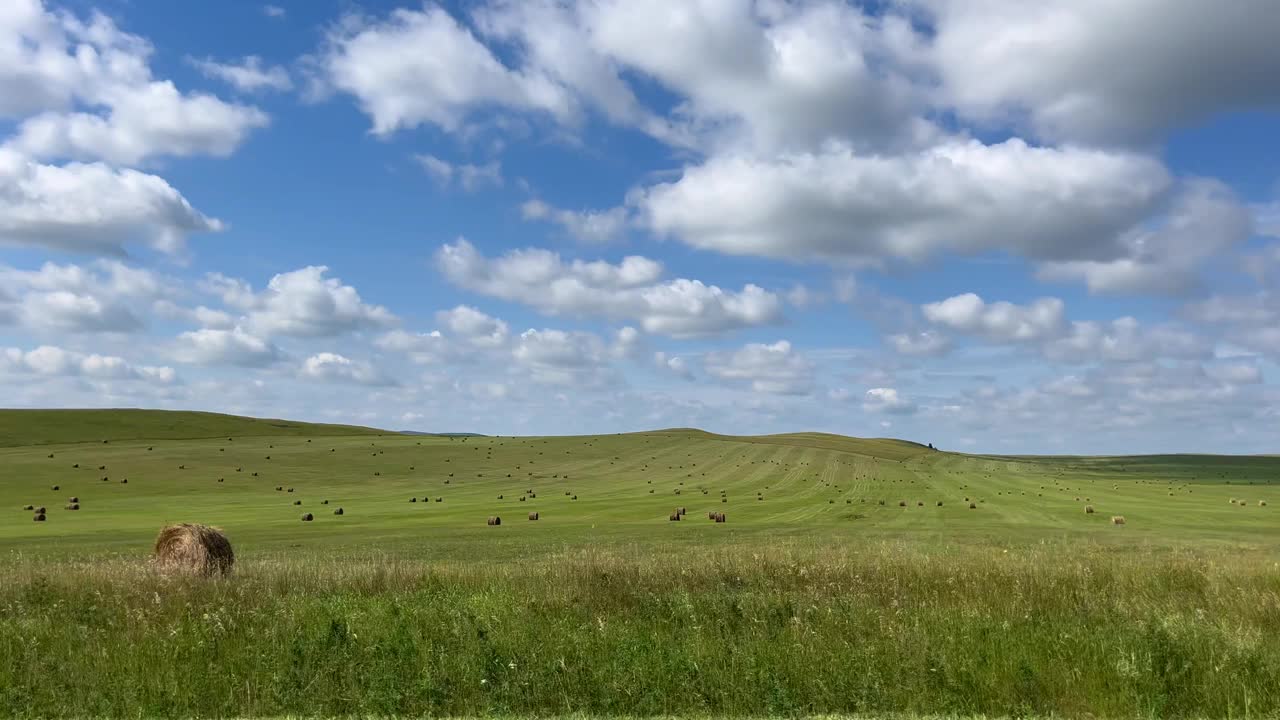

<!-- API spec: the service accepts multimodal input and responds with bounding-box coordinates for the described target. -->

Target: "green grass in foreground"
[2,544,1278,718]
[2,409,1280,717]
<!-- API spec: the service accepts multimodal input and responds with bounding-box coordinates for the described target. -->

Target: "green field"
[2,409,1279,718]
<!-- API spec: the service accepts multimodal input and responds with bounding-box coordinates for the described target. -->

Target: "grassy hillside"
[2,410,1279,717]
[0,408,387,447]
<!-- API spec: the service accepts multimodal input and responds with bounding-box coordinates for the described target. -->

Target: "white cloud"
[263,5,285,19]
[190,56,292,93]
[638,139,1169,265]
[521,199,628,244]
[862,387,916,415]
[886,330,951,357]
[922,293,1065,342]
[704,340,813,395]
[437,239,780,337]
[0,149,224,255]
[316,5,571,135]
[1042,317,1209,364]
[2,344,176,384]
[0,3,267,165]
[174,327,284,367]
[436,305,508,348]
[511,328,614,386]
[1037,179,1253,295]
[212,266,396,338]
[374,329,453,365]
[300,352,395,386]
[416,154,502,191]
[653,351,693,380]
[0,260,173,333]
[922,0,1280,145]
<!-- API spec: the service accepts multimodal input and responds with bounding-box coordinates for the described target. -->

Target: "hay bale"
[293,500,302,506]
[487,516,502,526]
[1085,505,1095,514]
[65,503,79,510]
[1260,501,1268,507]
[715,512,726,523]
[1111,515,1126,525]
[677,506,686,515]
[33,513,46,522]
[669,512,681,521]
[301,513,314,522]
[968,502,977,509]
[34,506,46,514]
[936,501,943,507]
[898,500,907,507]
[68,496,78,503]
[334,507,344,515]
[529,512,539,520]
[51,485,59,491]
[22,504,33,510]
[153,524,234,576]
[410,497,417,502]
[435,497,443,502]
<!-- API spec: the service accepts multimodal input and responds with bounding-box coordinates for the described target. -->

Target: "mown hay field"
[1,410,1279,717]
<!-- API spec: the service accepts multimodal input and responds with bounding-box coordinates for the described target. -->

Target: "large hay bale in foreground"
[153,524,234,576]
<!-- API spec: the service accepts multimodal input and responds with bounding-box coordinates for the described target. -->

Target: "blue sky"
[2,0,1279,454]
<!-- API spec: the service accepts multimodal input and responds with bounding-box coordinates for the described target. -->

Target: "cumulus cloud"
[653,351,693,380]
[511,328,615,386]
[862,387,916,414]
[0,261,174,333]
[704,340,813,395]
[208,266,396,338]
[190,56,292,93]
[300,352,396,386]
[436,305,508,348]
[1,2,267,165]
[437,239,780,337]
[0,149,224,255]
[1037,179,1253,295]
[1042,317,1209,364]
[921,0,1280,145]
[886,330,951,357]
[922,293,1065,343]
[173,327,283,368]
[315,5,572,135]
[638,139,1169,265]
[1,344,176,384]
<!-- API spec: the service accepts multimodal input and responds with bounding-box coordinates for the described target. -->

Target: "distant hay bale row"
[153,524,234,576]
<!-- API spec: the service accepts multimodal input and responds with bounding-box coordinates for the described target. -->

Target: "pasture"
[2,410,1279,717]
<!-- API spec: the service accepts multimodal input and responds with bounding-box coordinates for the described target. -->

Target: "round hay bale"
[715,513,726,523]
[1111,515,1126,525]
[322,500,329,505]
[529,512,539,520]
[410,497,417,502]
[898,500,907,507]
[65,503,79,510]
[68,496,79,503]
[51,485,59,491]
[969,502,977,509]
[334,507,344,515]
[301,513,314,522]
[1085,505,1095,514]
[487,516,502,526]
[293,500,302,506]
[435,497,443,502]
[34,506,46,514]
[669,512,681,521]
[571,495,577,500]
[33,513,46,522]
[22,504,33,510]
[153,524,234,576]
[1260,500,1267,507]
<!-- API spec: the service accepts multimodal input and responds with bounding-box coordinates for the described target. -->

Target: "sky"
[2,0,1279,454]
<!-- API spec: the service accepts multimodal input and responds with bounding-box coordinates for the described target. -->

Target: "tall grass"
[1,542,1278,718]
